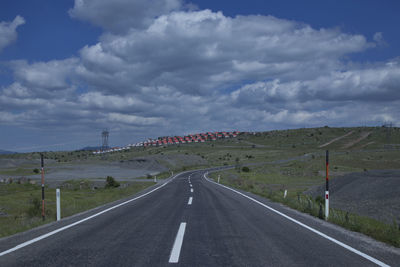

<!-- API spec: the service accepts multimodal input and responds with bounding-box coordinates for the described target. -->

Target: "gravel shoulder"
[305,169,400,224]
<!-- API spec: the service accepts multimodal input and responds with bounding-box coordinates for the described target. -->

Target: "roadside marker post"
[325,150,329,220]
[284,189,287,199]
[40,154,45,221]
[218,175,220,183]
[56,189,61,221]
[154,175,157,183]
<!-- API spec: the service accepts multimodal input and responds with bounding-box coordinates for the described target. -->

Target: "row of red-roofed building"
[143,131,240,147]
[93,131,241,154]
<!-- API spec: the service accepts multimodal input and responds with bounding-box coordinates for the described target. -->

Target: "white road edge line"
[188,197,193,205]
[203,173,390,267]
[169,222,187,263]
[190,188,193,193]
[0,173,184,257]
[190,184,192,187]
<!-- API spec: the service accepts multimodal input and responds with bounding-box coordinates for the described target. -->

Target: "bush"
[315,195,324,205]
[242,166,250,172]
[33,168,40,174]
[105,176,120,188]
[27,197,41,217]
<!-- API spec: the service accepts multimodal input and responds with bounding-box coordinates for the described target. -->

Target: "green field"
[0,180,155,238]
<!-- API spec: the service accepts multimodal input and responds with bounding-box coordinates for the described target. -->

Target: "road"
[0,170,399,266]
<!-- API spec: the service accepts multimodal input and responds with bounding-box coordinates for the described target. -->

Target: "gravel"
[305,170,400,224]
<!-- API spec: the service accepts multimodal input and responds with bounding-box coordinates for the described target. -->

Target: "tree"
[105,176,120,188]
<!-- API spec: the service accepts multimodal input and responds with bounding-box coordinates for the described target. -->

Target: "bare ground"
[305,170,400,224]
[0,154,207,183]
[319,131,354,148]
[342,131,372,149]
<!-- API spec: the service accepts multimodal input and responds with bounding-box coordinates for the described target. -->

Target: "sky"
[1,0,400,152]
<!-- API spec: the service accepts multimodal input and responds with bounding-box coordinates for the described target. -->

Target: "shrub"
[315,195,324,205]
[33,168,40,174]
[105,176,120,188]
[27,197,41,217]
[242,166,250,172]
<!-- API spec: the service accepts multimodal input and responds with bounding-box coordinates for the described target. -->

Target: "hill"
[0,149,16,155]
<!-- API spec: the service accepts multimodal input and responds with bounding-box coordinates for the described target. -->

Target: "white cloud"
[0,15,25,52]
[0,111,32,123]
[76,9,370,96]
[78,91,149,112]
[106,112,163,126]
[69,0,182,33]
[231,60,400,107]
[373,32,386,46]
[11,59,78,90]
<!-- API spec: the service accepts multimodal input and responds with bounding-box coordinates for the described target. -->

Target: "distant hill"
[79,146,110,151]
[0,149,16,155]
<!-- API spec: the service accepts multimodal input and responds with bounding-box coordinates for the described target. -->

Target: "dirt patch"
[358,141,375,149]
[0,153,207,183]
[342,131,372,149]
[319,131,354,148]
[305,170,400,224]
[0,158,49,168]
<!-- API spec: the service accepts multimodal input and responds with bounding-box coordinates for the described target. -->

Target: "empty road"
[0,170,399,266]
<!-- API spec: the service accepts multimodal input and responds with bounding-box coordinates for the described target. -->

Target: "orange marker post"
[41,154,45,221]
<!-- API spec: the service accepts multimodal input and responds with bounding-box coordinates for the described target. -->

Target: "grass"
[0,179,155,238]
[0,167,39,176]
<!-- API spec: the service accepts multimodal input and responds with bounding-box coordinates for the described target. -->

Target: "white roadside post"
[284,189,287,199]
[154,175,157,183]
[218,175,220,183]
[56,188,61,221]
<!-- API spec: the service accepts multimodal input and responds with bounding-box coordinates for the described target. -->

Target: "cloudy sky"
[1,0,400,152]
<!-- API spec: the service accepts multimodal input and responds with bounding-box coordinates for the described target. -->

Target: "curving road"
[0,170,399,266]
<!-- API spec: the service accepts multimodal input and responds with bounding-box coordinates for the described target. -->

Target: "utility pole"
[41,154,45,221]
[325,150,329,220]
[101,129,109,159]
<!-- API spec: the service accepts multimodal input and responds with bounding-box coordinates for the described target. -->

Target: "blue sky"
[1,0,399,63]
[1,0,400,152]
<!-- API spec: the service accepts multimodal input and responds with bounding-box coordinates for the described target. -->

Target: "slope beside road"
[0,170,399,266]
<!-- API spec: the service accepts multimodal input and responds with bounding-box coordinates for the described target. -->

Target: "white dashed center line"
[169,222,187,263]
[188,197,193,205]
[190,188,193,193]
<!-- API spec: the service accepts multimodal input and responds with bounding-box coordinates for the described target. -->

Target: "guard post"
[325,150,329,220]
[56,189,61,221]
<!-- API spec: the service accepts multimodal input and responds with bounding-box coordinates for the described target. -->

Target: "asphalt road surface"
[0,170,399,266]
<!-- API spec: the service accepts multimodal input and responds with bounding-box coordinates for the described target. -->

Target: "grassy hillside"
[1,126,399,174]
